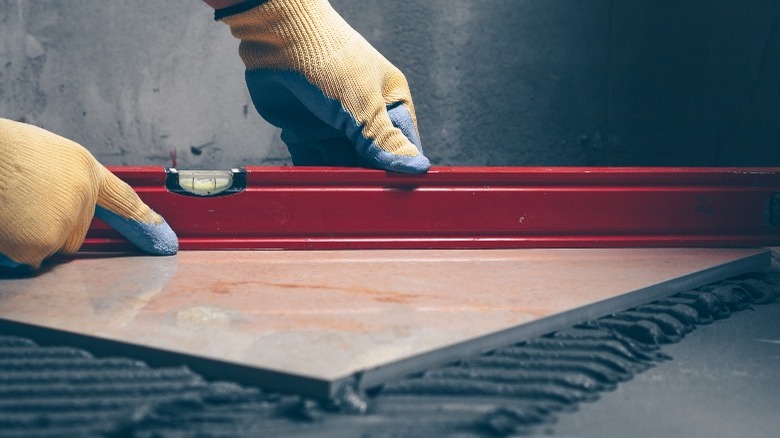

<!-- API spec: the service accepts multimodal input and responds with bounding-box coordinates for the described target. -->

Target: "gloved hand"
[0,118,178,271]
[215,0,431,173]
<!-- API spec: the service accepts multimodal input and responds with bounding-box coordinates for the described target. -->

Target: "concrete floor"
[536,299,780,438]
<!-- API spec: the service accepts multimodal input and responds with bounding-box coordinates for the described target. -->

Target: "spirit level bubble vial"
[165,168,247,197]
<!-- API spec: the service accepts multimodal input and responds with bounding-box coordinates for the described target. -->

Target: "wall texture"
[1,0,779,168]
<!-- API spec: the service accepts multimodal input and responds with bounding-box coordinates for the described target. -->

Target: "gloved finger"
[94,167,178,256]
[351,62,430,173]
[356,104,431,174]
[386,102,424,155]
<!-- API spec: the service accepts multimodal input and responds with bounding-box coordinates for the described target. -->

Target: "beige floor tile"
[0,248,769,397]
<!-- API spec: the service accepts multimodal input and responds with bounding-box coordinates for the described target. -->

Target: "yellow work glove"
[0,118,178,271]
[216,0,431,173]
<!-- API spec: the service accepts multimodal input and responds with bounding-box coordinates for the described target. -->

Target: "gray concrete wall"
[0,0,284,169]
[2,0,779,168]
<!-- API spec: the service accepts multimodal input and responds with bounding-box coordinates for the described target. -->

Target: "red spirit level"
[83,167,780,251]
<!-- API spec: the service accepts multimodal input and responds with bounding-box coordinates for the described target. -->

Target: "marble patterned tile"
[0,248,769,397]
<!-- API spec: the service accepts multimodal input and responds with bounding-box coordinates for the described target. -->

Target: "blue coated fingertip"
[380,103,431,173]
[387,103,424,154]
[364,144,431,174]
[389,153,432,173]
[0,253,24,269]
[95,206,179,256]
